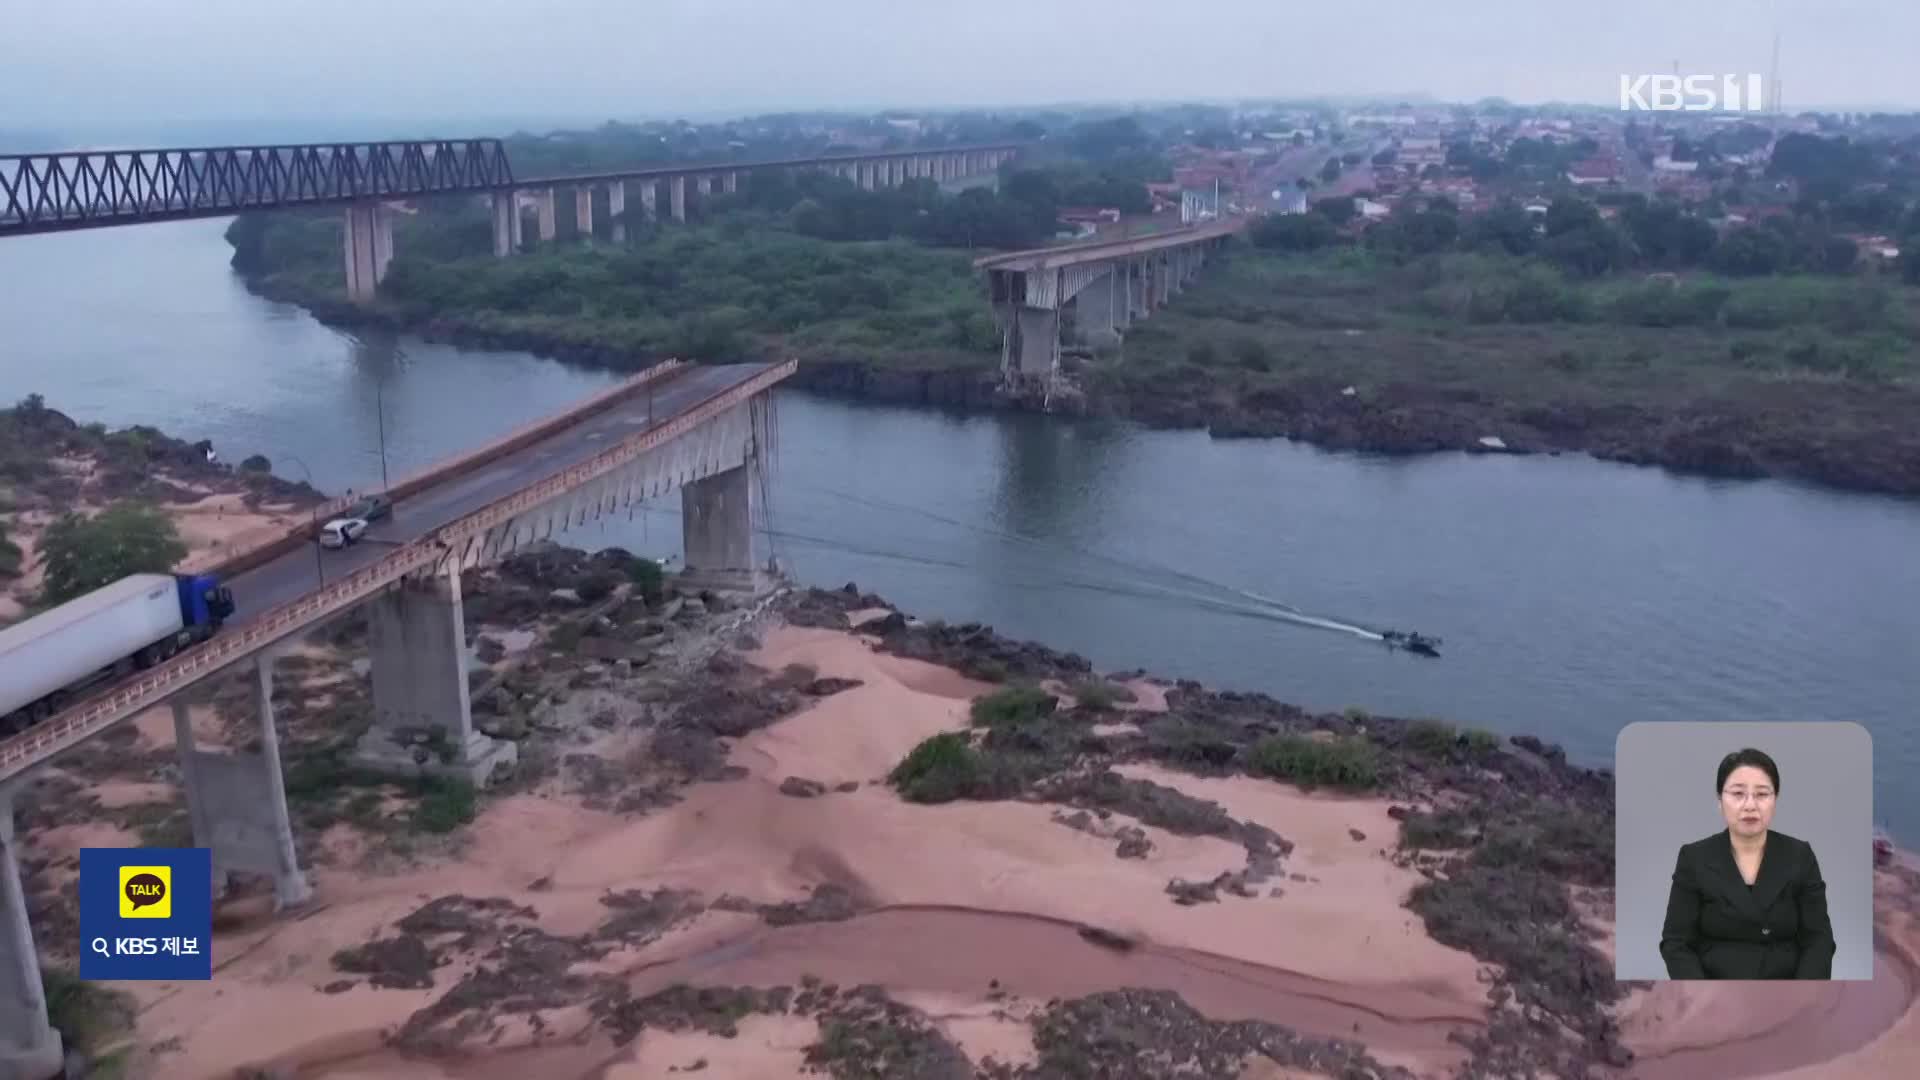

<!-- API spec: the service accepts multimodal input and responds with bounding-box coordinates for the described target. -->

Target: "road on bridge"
[220,362,777,627]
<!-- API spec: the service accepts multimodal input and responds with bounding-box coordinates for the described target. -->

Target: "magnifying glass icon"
[89,937,110,958]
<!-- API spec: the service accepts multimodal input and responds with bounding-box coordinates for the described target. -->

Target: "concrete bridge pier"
[639,180,657,224]
[168,661,312,912]
[353,565,517,788]
[0,784,62,1080]
[491,192,523,256]
[696,175,712,202]
[607,182,627,243]
[670,176,687,223]
[343,201,394,303]
[574,188,594,239]
[723,171,738,194]
[679,462,763,593]
[1075,270,1124,348]
[535,189,558,242]
[1009,306,1059,378]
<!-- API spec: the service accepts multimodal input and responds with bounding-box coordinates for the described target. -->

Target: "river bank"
[238,259,1920,500]
[13,538,1920,1078]
[0,399,323,622]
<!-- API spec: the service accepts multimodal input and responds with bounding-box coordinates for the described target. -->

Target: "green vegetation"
[0,519,21,579]
[413,777,478,833]
[42,967,136,1074]
[1066,678,1127,711]
[888,732,995,804]
[626,555,666,606]
[38,503,188,606]
[1403,718,1461,757]
[1245,733,1381,791]
[968,685,1056,727]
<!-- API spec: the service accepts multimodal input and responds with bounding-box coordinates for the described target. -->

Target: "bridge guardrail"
[0,359,795,783]
[178,360,688,579]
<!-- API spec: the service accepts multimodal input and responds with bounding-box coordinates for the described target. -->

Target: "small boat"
[1381,630,1442,658]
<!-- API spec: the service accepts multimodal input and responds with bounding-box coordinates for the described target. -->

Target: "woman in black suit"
[1659,748,1835,979]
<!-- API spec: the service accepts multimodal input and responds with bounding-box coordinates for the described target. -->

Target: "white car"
[318,517,369,549]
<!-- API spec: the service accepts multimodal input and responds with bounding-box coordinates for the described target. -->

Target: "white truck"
[0,571,234,734]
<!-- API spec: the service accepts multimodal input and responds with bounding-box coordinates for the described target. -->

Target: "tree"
[1621,202,1718,267]
[1312,196,1357,225]
[1319,157,1343,183]
[39,504,187,606]
[1463,200,1538,256]
[1709,225,1791,276]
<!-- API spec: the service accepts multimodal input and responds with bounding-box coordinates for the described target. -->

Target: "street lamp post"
[375,378,390,490]
[284,454,324,585]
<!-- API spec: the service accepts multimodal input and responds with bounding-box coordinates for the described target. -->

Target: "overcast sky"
[3,0,1914,145]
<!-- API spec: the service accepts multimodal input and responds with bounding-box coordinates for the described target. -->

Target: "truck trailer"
[0,572,234,735]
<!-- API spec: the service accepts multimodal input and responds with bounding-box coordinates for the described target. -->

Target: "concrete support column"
[574,187,594,238]
[696,174,712,199]
[1155,255,1173,307]
[1076,270,1123,347]
[0,785,62,1080]
[680,463,760,591]
[354,566,516,787]
[171,700,226,897]
[607,182,627,243]
[670,176,687,223]
[723,171,738,194]
[247,659,311,910]
[1130,258,1150,319]
[536,189,558,242]
[640,180,657,223]
[490,191,522,256]
[1014,305,1060,377]
[342,201,394,304]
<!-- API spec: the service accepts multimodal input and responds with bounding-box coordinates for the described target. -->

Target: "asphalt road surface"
[222,362,778,627]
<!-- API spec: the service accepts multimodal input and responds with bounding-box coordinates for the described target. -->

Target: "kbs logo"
[1619,74,1766,112]
[118,865,171,919]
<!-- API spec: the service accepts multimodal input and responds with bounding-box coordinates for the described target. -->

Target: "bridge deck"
[0,361,788,781]
[972,218,1242,273]
[220,363,768,625]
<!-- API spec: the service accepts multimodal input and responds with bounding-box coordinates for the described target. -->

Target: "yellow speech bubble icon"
[118,865,171,919]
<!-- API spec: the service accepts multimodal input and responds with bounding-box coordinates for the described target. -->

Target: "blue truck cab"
[174,573,235,631]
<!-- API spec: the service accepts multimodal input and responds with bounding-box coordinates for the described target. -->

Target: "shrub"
[1404,718,1458,757]
[889,733,987,804]
[1232,338,1270,371]
[1399,807,1474,850]
[413,777,477,833]
[575,569,625,605]
[238,454,273,473]
[626,556,666,605]
[1066,679,1127,711]
[1463,728,1502,758]
[970,686,1056,728]
[42,966,135,1058]
[1246,734,1380,791]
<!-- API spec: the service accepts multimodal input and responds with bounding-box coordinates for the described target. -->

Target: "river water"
[5,218,1918,842]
